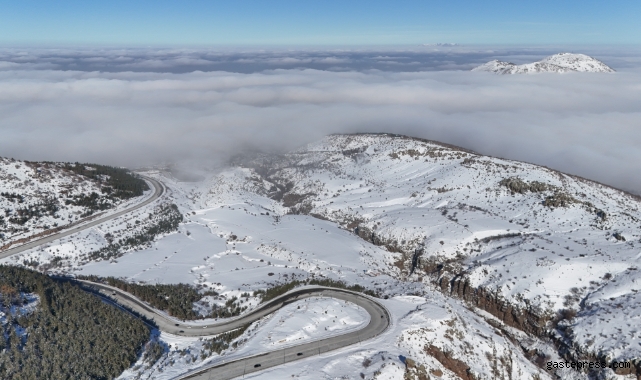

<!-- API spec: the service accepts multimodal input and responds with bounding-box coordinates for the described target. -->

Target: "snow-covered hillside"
[213,133,641,375]
[4,163,555,378]
[0,158,150,251]
[473,53,615,74]
[5,133,640,379]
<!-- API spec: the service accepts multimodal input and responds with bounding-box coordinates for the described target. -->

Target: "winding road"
[0,175,391,379]
[80,280,390,380]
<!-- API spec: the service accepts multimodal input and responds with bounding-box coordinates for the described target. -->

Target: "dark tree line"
[255,278,378,303]
[0,266,150,380]
[80,275,208,320]
[142,340,166,365]
[61,163,149,200]
[78,275,247,321]
[1,192,24,203]
[65,192,112,217]
[201,324,249,357]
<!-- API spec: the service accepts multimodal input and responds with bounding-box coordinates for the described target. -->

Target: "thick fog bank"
[1,47,640,194]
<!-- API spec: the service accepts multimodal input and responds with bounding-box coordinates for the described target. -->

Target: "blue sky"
[1,0,639,46]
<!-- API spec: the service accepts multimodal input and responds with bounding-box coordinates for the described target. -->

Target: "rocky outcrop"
[425,345,477,380]
[499,177,549,194]
[436,271,641,378]
[355,225,404,254]
[438,274,548,336]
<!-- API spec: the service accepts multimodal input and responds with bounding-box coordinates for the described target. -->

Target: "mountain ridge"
[473,52,615,74]
[4,133,641,379]
[216,133,641,375]
[336,133,640,199]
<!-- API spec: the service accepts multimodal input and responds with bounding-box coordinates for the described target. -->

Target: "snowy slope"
[541,53,615,72]
[5,163,554,379]
[5,133,639,378]
[0,158,150,250]
[212,133,641,370]
[473,53,615,74]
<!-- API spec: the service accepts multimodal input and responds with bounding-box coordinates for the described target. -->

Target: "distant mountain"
[473,53,615,74]
[422,43,458,47]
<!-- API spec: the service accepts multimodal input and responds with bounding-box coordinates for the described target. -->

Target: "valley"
[1,133,640,379]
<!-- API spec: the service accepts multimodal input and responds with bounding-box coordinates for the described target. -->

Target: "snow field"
[5,133,641,378]
[243,296,370,349]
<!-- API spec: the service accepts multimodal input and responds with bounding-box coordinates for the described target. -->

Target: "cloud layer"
[2,46,639,73]
[1,47,640,193]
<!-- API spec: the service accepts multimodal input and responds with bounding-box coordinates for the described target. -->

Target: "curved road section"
[78,280,390,380]
[0,176,163,260]
[0,175,390,380]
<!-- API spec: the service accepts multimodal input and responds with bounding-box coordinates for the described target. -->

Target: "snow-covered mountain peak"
[540,52,615,72]
[471,59,515,73]
[473,52,615,74]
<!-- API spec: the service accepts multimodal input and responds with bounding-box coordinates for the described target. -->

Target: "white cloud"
[0,48,640,194]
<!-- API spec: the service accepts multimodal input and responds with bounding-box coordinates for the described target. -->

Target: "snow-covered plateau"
[2,133,641,379]
[473,53,615,74]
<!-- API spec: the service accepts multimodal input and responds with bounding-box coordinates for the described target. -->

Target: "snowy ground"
[0,292,39,321]
[0,292,40,344]
[241,296,370,350]
[3,134,640,378]
[214,133,641,366]
[0,158,153,249]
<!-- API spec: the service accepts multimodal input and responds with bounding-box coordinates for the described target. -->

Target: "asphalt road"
[0,175,163,260]
[78,279,390,380]
[174,289,390,380]
[0,175,391,379]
